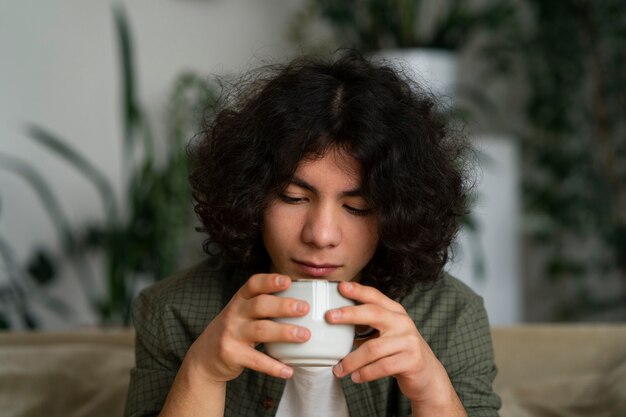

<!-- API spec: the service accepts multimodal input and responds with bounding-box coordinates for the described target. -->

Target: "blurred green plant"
[289,0,516,54]
[519,0,626,320]
[0,6,217,328]
[289,0,520,123]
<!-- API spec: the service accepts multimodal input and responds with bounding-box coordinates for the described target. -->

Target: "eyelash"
[278,194,372,216]
[345,206,372,216]
[278,195,303,204]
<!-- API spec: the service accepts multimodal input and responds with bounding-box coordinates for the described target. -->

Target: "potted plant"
[289,0,516,103]
[0,6,218,328]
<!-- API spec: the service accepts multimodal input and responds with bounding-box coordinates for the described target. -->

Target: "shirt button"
[261,397,274,409]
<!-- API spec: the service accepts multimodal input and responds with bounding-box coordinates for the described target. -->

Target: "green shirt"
[124,259,501,417]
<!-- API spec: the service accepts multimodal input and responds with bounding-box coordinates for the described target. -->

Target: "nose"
[301,203,342,248]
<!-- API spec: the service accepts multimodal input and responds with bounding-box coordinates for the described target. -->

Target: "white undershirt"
[275,366,350,417]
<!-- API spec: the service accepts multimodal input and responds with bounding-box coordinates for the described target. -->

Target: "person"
[124,51,501,417]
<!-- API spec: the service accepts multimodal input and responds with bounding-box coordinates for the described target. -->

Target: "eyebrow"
[288,176,363,197]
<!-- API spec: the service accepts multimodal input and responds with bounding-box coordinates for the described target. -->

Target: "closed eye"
[279,194,304,204]
[344,205,372,216]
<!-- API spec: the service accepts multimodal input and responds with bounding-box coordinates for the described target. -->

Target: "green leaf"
[113,4,154,172]
[25,124,119,224]
[26,248,57,285]
[0,313,9,330]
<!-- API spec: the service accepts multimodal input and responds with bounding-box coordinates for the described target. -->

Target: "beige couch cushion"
[0,331,134,417]
[499,361,626,417]
[492,325,626,417]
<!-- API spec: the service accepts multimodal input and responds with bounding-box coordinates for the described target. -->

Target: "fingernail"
[280,367,293,378]
[329,309,341,320]
[293,327,307,339]
[275,275,285,286]
[333,362,343,377]
[294,301,306,313]
[351,371,361,383]
[344,282,353,291]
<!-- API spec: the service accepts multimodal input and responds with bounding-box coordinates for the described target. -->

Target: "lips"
[293,259,341,278]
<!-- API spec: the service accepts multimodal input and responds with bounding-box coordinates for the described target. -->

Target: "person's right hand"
[182,274,310,385]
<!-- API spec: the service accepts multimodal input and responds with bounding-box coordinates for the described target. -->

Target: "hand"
[183,274,310,385]
[327,281,463,411]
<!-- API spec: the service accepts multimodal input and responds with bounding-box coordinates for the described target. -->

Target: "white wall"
[446,136,522,325]
[0,0,305,327]
[0,0,521,327]
[0,0,305,260]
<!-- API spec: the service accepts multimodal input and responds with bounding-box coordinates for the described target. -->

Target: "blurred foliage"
[289,0,516,53]
[290,0,626,320]
[519,0,626,320]
[0,6,218,328]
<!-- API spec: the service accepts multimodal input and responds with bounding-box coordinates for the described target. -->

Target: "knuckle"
[369,286,383,297]
[371,304,385,315]
[249,353,263,370]
[219,340,236,362]
[365,339,383,357]
[284,299,298,315]
[220,317,238,337]
[222,307,236,322]
[413,354,426,372]
[250,295,264,310]
[362,284,380,298]
[250,322,265,342]
[408,333,421,346]
[390,300,404,311]
[398,314,415,328]
[251,294,270,313]
[380,358,395,375]
[248,274,269,292]
[285,325,297,340]
[243,275,260,291]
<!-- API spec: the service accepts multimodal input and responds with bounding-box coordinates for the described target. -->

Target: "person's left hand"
[327,281,462,411]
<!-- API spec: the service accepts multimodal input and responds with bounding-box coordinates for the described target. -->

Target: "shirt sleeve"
[123,289,178,417]
[443,296,502,417]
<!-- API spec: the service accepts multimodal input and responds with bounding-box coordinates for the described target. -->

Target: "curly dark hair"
[188,51,473,300]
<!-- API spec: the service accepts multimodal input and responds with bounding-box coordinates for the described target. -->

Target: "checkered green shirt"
[124,259,501,417]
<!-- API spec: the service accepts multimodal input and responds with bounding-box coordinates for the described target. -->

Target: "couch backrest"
[491,325,626,391]
[0,330,135,417]
[2,325,626,417]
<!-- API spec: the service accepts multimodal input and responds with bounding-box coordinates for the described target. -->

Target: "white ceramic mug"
[265,279,355,366]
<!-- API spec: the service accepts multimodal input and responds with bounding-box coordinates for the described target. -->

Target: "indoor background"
[1,0,624,330]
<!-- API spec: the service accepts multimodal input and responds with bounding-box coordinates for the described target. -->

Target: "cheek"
[262,205,297,257]
[353,219,380,262]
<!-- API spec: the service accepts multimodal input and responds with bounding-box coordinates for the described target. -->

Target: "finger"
[349,353,414,383]
[333,335,412,378]
[239,319,310,344]
[239,293,309,319]
[326,303,413,332]
[238,274,291,300]
[338,281,405,313]
[240,347,294,379]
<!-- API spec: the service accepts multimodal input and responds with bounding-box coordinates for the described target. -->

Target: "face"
[262,149,379,282]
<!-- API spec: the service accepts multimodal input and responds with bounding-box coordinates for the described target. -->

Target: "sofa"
[0,325,625,417]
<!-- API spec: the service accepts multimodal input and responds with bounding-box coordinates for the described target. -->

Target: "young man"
[124,52,501,417]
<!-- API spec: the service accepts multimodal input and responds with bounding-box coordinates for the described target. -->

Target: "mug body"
[265,280,355,366]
